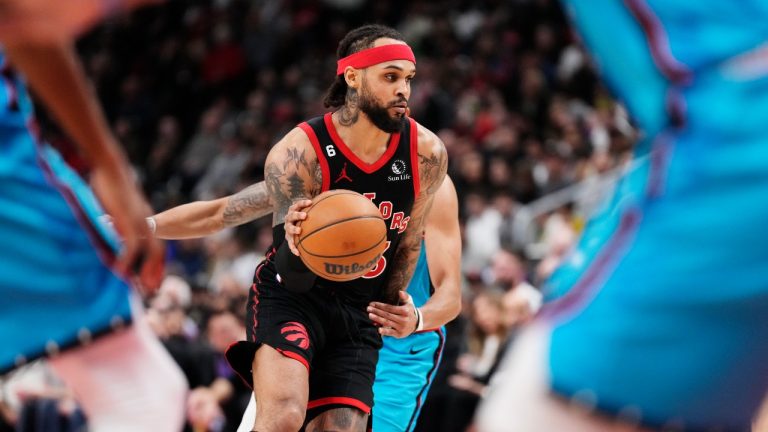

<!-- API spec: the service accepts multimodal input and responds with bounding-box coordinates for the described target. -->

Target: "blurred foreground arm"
[0,0,161,43]
[3,38,163,289]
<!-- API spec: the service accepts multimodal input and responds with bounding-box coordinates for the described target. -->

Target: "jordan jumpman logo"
[335,162,353,183]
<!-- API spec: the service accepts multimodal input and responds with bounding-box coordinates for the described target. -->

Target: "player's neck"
[331,110,391,161]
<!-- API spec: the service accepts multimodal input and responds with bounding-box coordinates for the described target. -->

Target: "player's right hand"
[284,199,313,256]
[90,164,164,292]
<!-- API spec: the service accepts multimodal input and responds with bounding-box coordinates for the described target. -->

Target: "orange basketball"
[296,189,387,282]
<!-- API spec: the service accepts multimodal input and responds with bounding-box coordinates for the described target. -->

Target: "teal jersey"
[541,1,768,430]
[0,52,132,375]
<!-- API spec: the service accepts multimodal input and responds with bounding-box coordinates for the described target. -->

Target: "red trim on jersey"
[250,247,275,335]
[409,117,420,198]
[253,247,274,284]
[323,113,400,174]
[250,282,260,335]
[307,397,371,414]
[298,122,331,192]
[276,348,310,372]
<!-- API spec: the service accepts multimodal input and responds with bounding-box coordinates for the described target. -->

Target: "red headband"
[336,44,416,75]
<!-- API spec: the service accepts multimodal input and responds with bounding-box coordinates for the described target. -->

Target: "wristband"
[146,216,157,235]
[414,307,424,333]
[405,293,424,334]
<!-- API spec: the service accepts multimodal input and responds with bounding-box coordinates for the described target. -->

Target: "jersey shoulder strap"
[297,115,331,192]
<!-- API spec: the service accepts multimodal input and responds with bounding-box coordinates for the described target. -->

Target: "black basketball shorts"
[225,259,382,416]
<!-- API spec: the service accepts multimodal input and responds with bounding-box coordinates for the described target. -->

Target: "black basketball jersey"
[294,112,420,305]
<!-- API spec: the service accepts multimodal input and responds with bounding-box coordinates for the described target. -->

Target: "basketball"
[296,189,387,282]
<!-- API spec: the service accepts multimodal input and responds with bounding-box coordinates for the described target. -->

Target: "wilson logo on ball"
[323,253,382,275]
[296,190,388,282]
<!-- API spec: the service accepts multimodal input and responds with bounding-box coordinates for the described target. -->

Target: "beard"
[358,86,407,133]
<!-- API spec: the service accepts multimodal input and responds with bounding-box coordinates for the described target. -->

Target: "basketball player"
[477,1,768,431]
[227,24,446,431]
[0,2,186,431]
[150,176,462,431]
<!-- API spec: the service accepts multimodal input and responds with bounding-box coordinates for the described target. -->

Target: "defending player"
[367,174,461,431]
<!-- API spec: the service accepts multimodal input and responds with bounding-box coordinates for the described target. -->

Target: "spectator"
[187,310,250,432]
[441,290,509,432]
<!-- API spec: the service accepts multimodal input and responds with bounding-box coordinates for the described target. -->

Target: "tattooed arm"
[368,176,462,336]
[266,127,324,292]
[419,175,462,328]
[263,127,323,228]
[381,123,448,304]
[154,127,322,239]
[151,182,271,239]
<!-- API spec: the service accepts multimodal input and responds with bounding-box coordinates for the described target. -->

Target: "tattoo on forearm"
[339,88,360,126]
[384,232,423,304]
[384,140,448,303]
[383,196,432,303]
[222,182,270,227]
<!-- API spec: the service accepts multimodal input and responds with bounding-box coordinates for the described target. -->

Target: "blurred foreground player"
[224,24,447,431]
[0,2,186,431]
[478,1,768,431]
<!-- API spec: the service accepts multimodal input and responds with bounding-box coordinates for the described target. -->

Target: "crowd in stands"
[0,0,636,430]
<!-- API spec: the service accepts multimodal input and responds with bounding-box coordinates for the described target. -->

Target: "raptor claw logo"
[281,321,310,350]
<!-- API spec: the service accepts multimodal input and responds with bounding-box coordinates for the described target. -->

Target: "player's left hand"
[368,290,419,338]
